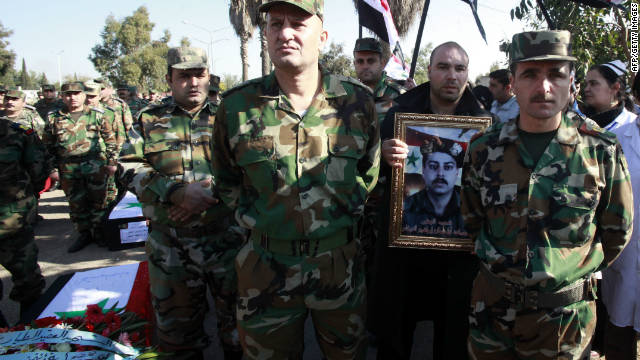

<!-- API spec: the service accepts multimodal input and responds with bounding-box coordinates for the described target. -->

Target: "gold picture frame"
[389,113,492,251]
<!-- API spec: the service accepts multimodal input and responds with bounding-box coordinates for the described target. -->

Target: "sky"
[1,0,533,85]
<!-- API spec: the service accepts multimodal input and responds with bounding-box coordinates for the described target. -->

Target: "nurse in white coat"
[583,60,636,131]
[604,117,640,359]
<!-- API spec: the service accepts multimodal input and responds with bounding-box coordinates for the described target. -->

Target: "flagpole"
[410,0,431,78]
[536,0,556,29]
[359,25,362,38]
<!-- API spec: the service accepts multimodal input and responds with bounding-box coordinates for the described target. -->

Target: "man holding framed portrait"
[373,41,496,360]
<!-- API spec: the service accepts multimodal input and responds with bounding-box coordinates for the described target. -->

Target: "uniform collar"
[258,67,347,101]
[497,112,579,146]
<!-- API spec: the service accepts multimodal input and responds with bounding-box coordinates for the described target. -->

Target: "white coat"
[604,106,636,131]
[603,117,640,331]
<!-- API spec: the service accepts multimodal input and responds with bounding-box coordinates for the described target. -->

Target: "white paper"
[120,221,148,244]
[108,191,143,219]
[38,263,140,319]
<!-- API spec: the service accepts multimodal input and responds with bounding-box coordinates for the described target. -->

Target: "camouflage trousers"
[236,239,368,360]
[146,220,245,359]
[105,174,118,206]
[0,222,45,304]
[468,272,596,360]
[59,159,109,235]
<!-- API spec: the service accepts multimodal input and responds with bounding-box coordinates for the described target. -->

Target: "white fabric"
[603,117,640,331]
[490,95,520,123]
[604,107,636,131]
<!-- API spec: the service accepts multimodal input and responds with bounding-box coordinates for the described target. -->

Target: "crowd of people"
[1,0,639,359]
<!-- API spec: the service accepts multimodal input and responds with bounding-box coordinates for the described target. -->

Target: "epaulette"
[112,97,126,105]
[138,102,169,116]
[24,104,36,111]
[222,77,263,97]
[92,107,105,114]
[10,121,34,135]
[385,77,405,93]
[105,105,116,112]
[337,74,372,94]
[577,118,617,144]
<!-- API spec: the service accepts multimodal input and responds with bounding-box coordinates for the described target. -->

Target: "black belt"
[151,222,224,238]
[250,227,354,256]
[479,264,594,309]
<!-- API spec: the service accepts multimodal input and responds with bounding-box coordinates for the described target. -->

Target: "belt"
[151,222,224,238]
[62,154,101,163]
[479,264,594,310]
[250,227,354,256]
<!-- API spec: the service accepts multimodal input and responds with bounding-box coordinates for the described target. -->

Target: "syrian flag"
[461,0,487,43]
[357,0,400,49]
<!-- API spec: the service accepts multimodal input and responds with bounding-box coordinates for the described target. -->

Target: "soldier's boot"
[223,350,244,360]
[20,298,38,322]
[68,232,92,253]
[0,309,7,328]
[93,227,107,247]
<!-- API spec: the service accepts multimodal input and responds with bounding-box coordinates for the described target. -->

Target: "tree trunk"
[241,34,250,81]
[260,30,271,76]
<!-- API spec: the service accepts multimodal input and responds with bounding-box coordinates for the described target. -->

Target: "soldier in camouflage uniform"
[1,89,47,138]
[118,47,245,360]
[98,79,135,135]
[208,74,221,106]
[43,82,120,252]
[85,82,125,208]
[125,86,148,119]
[461,30,634,359]
[0,117,52,319]
[212,1,380,358]
[34,84,64,122]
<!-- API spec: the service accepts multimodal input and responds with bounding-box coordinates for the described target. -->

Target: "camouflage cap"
[510,30,576,64]
[60,82,85,93]
[259,0,324,20]
[41,84,55,91]
[5,89,25,100]
[83,81,101,96]
[209,74,221,92]
[167,46,208,69]
[354,37,382,54]
[116,83,129,90]
[420,137,465,169]
[93,77,110,89]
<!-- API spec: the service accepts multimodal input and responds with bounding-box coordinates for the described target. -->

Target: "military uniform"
[34,99,64,123]
[43,91,119,247]
[118,47,244,360]
[0,118,52,315]
[402,187,467,237]
[0,105,46,139]
[213,63,380,358]
[461,31,634,359]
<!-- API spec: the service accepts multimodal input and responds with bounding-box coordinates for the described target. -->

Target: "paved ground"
[0,189,434,359]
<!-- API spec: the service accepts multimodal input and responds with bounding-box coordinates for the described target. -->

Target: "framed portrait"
[389,113,492,251]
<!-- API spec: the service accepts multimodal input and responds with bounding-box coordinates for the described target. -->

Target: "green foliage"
[180,37,191,47]
[407,43,433,86]
[19,58,33,89]
[510,0,631,75]
[0,22,15,86]
[319,42,355,78]
[222,73,240,91]
[89,6,170,92]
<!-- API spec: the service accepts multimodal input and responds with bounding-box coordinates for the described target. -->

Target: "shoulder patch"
[222,77,264,98]
[10,122,34,135]
[578,119,617,144]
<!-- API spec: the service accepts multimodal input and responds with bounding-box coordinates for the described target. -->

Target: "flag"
[357,0,400,49]
[460,0,487,43]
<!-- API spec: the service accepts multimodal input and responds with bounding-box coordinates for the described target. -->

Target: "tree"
[406,43,433,86]
[19,58,33,89]
[320,42,355,78]
[180,37,191,47]
[89,6,170,91]
[0,22,16,86]
[510,0,631,78]
[222,73,241,90]
[229,0,255,81]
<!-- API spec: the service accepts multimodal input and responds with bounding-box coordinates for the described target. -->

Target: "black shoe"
[68,233,92,253]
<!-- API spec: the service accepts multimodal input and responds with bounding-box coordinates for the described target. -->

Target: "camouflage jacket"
[0,107,46,138]
[461,112,634,291]
[119,100,229,227]
[0,118,52,214]
[102,97,134,134]
[212,71,380,240]
[34,98,64,122]
[93,103,126,148]
[402,187,467,238]
[127,98,148,119]
[372,71,405,124]
[43,105,120,166]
